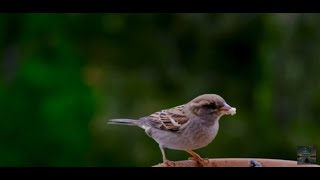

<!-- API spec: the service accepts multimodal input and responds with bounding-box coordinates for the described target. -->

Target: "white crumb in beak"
[229,107,236,116]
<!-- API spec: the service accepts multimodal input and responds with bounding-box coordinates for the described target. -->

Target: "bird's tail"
[108,119,140,126]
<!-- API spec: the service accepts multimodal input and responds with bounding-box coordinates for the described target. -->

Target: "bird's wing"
[145,105,189,132]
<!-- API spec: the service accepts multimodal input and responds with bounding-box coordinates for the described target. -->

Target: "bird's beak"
[219,103,236,116]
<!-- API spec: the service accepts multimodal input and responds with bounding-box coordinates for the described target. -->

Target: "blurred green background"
[0,13,319,167]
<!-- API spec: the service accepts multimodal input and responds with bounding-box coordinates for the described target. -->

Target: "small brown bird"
[108,94,236,166]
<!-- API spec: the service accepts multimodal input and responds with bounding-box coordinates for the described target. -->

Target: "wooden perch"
[153,158,320,167]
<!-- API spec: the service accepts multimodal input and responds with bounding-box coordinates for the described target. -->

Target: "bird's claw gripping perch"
[188,156,210,167]
[164,160,176,167]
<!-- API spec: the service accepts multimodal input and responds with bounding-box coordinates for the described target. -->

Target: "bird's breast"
[182,121,220,149]
[147,119,220,150]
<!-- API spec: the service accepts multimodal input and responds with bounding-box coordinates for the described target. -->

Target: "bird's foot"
[164,160,176,167]
[188,156,210,167]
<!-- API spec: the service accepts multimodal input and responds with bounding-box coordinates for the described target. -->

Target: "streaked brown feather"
[147,105,189,131]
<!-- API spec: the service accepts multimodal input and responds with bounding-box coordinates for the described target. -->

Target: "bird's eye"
[203,104,217,110]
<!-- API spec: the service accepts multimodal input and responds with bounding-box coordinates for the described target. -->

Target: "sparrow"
[108,94,236,167]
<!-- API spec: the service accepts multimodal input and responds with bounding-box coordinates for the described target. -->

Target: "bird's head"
[186,94,236,120]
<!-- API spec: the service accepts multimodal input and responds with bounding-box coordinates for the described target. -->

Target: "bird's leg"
[185,150,209,167]
[160,145,175,167]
